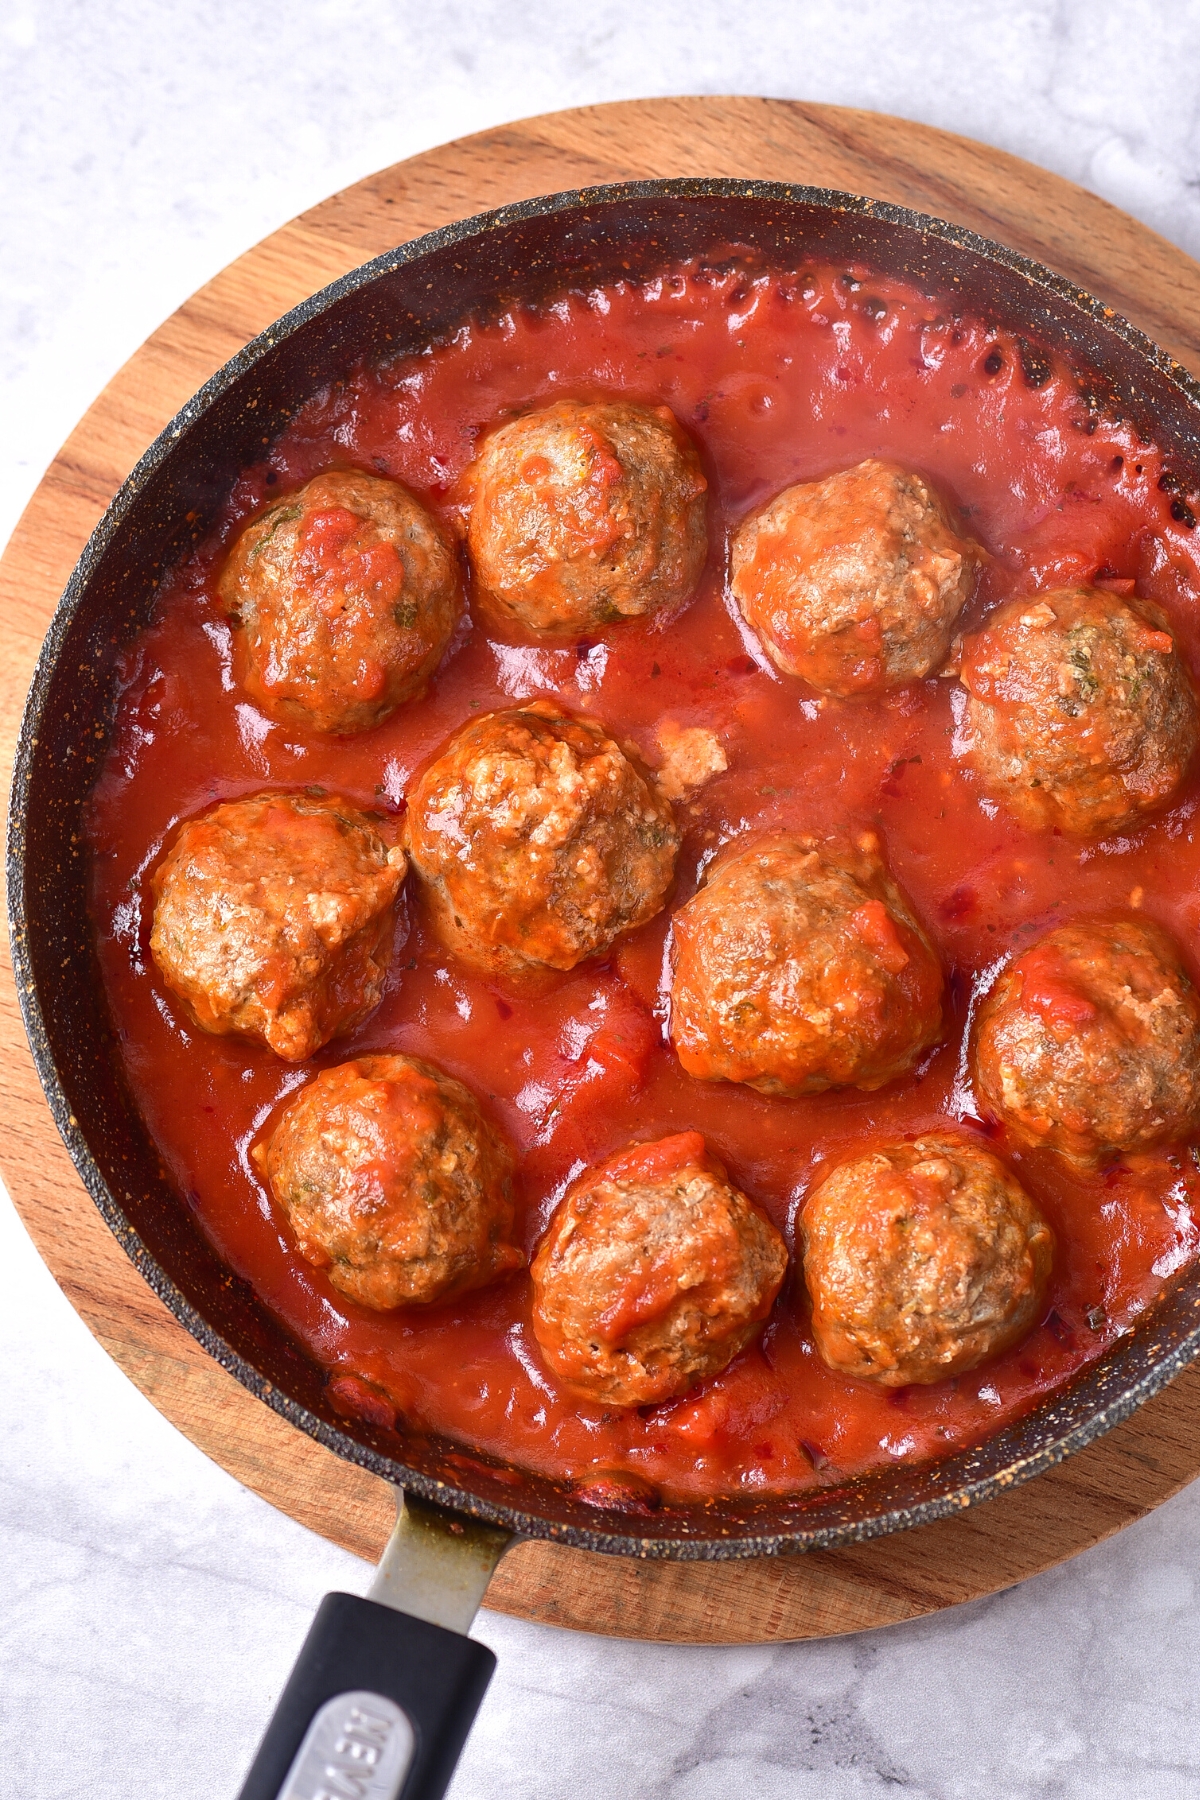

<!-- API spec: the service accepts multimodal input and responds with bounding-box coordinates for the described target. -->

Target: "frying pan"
[11,178,1200,1798]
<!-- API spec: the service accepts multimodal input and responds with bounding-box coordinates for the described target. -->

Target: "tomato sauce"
[87,260,1200,1502]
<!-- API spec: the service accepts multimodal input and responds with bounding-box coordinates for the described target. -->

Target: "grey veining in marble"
[4,3,1200,1795]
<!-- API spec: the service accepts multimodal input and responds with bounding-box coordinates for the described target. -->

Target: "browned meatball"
[669,831,944,1096]
[959,586,1198,835]
[254,1054,522,1309]
[973,916,1200,1166]
[150,791,406,1061]
[405,700,679,975]
[801,1135,1054,1386]
[729,459,982,696]
[463,399,708,635]
[530,1131,787,1406]
[218,469,460,734]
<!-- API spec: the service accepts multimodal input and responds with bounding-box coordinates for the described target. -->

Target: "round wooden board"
[4,97,1200,1645]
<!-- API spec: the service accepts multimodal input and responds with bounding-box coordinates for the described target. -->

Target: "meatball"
[463,399,708,635]
[530,1131,787,1406]
[959,586,1198,835]
[255,1054,522,1309]
[669,831,944,1096]
[973,916,1200,1165]
[405,700,679,975]
[218,469,460,734]
[150,790,406,1061]
[801,1135,1054,1386]
[729,459,982,696]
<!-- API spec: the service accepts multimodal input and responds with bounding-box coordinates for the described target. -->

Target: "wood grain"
[4,97,1200,1644]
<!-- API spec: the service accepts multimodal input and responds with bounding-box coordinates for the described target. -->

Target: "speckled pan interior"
[10,179,1200,1559]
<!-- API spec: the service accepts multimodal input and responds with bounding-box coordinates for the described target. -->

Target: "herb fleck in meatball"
[463,399,708,635]
[255,1054,522,1310]
[729,459,982,696]
[150,790,406,1061]
[959,586,1198,835]
[973,916,1200,1166]
[218,469,461,734]
[801,1135,1054,1386]
[531,1132,787,1406]
[405,700,680,975]
[669,831,944,1096]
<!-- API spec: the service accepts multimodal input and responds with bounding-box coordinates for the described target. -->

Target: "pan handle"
[235,1590,496,1800]
[236,1491,512,1800]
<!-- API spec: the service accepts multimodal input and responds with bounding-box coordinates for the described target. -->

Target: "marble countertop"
[4,3,1200,1795]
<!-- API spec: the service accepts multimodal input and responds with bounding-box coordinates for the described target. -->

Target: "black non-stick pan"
[11,180,1200,1798]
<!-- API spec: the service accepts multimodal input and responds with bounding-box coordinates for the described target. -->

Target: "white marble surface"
[5,2,1200,1795]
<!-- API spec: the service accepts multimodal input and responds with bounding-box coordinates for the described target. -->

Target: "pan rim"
[10,174,1200,1560]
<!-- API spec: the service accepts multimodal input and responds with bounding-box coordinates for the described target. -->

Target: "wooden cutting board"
[4,96,1200,1644]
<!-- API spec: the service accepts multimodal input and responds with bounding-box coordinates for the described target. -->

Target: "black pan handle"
[235,1590,496,1800]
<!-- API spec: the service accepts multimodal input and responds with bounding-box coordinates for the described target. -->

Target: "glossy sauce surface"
[88,262,1200,1501]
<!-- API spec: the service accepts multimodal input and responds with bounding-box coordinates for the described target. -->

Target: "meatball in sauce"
[801,1135,1054,1386]
[150,790,406,1061]
[669,830,944,1096]
[219,469,460,734]
[463,399,708,635]
[730,458,982,697]
[531,1131,787,1407]
[958,585,1198,836]
[256,1054,522,1309]
[405,699,679,976]
[973,916,1200,1166]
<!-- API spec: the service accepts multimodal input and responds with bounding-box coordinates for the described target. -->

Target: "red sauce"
[87,261,1200,1502]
